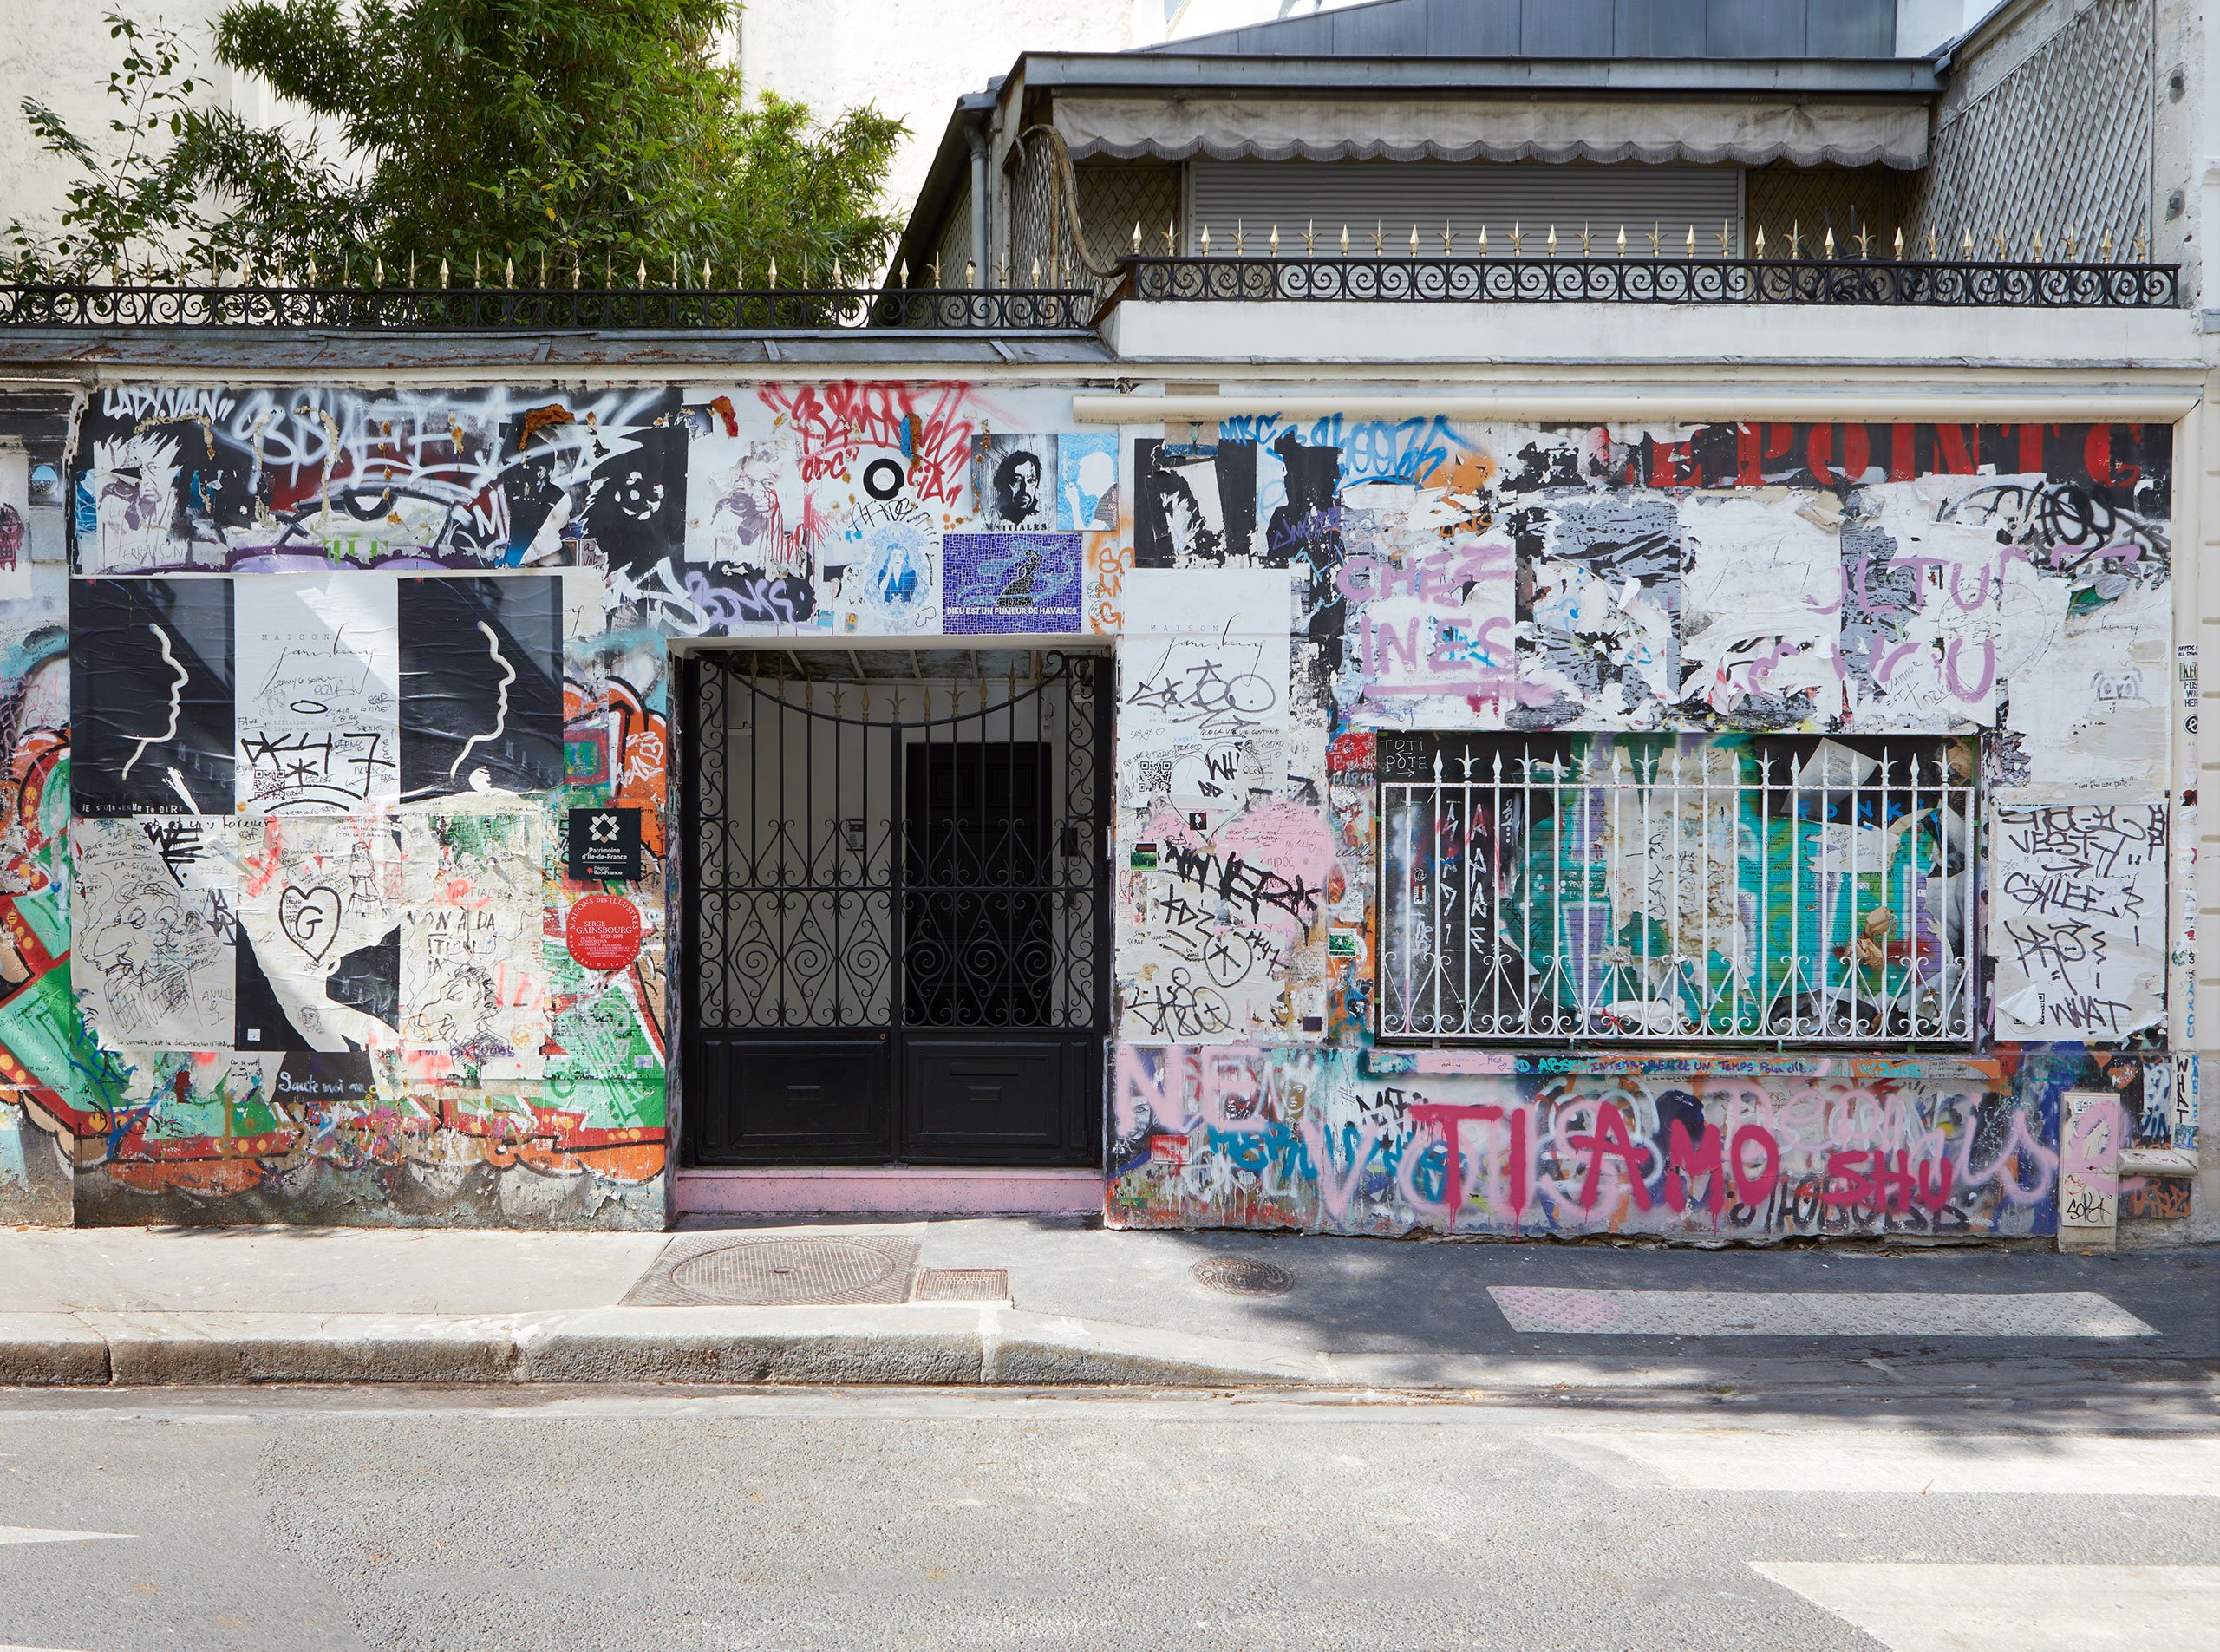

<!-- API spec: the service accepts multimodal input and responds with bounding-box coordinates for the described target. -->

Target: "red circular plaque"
[566,894,643,970]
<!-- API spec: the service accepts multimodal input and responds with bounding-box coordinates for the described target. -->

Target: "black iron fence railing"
[1120,255,2181,308]
[0,283,1099,330]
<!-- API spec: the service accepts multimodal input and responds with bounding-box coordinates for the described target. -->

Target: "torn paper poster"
[400,811,548,1084]
[1120,568,1296,810]
[1132,439,1257,565]
[1996,571,2171,795]
[69,815,237,1050]
[682,417,811,573]
[1991,801,2167,1040]
[1838,482,2002,729]
[69,576,234,815]
[236,813,403,1054]
[235,573,402,813]
[0,447,35,602]
[1517,495,1681,727]
[1675,490,1845,727]
[1335,483,1516,727]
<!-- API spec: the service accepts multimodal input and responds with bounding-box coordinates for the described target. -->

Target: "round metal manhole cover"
[668,1238,906,1306]
[1192,1257,1294,1297]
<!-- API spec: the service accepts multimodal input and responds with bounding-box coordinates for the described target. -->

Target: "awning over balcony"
[1052,95,1930,169]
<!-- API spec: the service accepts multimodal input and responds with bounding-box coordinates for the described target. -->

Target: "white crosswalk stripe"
[1490,1286,2158,1337]
[1750,1564,2220,1651]
[1545,1428,2220,1496]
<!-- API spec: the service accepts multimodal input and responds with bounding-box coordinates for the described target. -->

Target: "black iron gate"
[680,649,1110,1165]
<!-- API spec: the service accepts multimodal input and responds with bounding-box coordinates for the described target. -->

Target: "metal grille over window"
[1378,733,1978,1045]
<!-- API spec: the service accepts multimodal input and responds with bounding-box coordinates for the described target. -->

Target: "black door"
[681,650,1108,1166]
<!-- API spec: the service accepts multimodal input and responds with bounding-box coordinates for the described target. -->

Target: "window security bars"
[1378,734,1979,1045]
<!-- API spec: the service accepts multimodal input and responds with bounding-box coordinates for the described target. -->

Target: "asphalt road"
[0,1378,2212,1652]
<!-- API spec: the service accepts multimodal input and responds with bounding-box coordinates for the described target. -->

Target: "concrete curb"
[2,1308,2212,1393]
[0,1306,1349,1389]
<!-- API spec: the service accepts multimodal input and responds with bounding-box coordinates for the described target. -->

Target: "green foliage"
[6,2,906,286]
[5,14,214,280]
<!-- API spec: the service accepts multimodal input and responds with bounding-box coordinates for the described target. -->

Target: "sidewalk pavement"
[0,1217,2211,1396]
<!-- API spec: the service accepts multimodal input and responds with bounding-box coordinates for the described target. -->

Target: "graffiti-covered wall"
[1105,416,2191,1242]
[52,377,1109,1224]
[26,381,2201,1240]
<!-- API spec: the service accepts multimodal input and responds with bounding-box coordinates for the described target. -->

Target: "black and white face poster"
[396,575,565,800]
[70,576,236,815]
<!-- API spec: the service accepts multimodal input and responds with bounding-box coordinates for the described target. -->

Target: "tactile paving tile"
[1487,1286,2158,1338]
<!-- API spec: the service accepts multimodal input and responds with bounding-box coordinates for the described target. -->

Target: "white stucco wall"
[0,0,349,255]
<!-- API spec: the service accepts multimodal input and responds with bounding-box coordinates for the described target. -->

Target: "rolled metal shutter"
[1186,160,1746,255]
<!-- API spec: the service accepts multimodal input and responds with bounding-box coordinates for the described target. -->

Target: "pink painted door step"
[674,1166,1104,1216]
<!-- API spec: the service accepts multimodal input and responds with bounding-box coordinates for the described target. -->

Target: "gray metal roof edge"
[1008,51,1941,95]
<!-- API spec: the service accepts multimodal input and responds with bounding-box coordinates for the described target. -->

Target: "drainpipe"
[968,122,990,285]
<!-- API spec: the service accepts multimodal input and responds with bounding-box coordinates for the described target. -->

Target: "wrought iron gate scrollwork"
[681,649,1109,1166]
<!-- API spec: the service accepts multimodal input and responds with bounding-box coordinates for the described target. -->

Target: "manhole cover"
[624,1236,919,1306]
[1192,1257,1293,1297]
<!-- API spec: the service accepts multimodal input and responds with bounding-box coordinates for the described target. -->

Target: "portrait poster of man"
[973,434,1056,531]
[1132,439,1257,567]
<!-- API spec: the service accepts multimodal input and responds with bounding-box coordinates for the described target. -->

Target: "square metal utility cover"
[914,1268,1012,1304]
[622,1234,921,1307]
